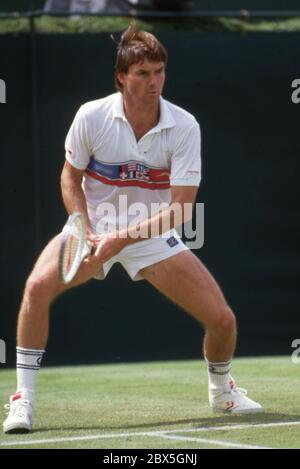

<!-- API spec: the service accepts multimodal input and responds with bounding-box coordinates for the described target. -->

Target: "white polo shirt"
[65,92,201,234]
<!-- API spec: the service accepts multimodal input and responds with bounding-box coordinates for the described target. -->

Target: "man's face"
[118,60,166,104]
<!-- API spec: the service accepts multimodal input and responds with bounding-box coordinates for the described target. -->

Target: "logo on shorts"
[166,236,179,248]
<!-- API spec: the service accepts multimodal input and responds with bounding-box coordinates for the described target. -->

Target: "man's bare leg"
[140,250,262,413]
[17,234,96,350]
[3,234,101,433]
[140,250,236,362]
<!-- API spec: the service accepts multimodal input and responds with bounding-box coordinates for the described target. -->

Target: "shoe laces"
[228,378,247,396]
[4,399,30,417]
[231,386,247,396]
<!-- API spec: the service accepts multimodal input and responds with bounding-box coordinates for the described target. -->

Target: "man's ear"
[117,73,125,87]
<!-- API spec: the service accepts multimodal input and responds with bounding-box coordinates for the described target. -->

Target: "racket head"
[59,212,87,284]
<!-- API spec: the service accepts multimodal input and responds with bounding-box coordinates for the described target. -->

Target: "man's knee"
[210,305,236,333]
[25,276,55,304]
[221,306,236,332]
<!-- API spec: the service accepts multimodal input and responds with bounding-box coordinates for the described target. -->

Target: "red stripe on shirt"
[85,169,170,190]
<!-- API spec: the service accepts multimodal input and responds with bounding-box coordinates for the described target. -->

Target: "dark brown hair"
[114,20,168,92]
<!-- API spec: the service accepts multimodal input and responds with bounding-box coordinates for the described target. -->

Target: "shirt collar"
[112,92,127,121]
[112,92,176,131]
[156,96,176,130]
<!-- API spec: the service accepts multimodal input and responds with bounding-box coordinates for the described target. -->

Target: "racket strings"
[62,222,81,277]
[59,213,90,283]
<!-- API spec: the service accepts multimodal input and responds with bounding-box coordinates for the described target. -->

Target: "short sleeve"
[65,107,91,170]
[170,122,201,187]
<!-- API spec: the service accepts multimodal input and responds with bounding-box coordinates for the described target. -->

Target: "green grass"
[1,16,300,34]
[1,356,300,449]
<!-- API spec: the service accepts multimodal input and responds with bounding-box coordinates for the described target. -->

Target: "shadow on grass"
[32,413,300,434]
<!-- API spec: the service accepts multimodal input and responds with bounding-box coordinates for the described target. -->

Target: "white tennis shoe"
[209,378,263,414]
[3,392,34,434]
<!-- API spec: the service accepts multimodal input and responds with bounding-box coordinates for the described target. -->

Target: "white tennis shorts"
[95,229,188,281]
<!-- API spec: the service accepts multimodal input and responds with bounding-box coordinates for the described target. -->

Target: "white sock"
[205,358,232,391]
[16,347,45,404]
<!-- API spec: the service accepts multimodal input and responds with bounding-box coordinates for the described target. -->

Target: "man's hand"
[83,232,126,271]
[95,233,126,263]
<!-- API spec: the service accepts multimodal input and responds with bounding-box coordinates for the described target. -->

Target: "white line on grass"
[1,420,300,447]
[0,430,163,446]
[0,430,270,450]
[166,420,300,434]
[159,434,271,449]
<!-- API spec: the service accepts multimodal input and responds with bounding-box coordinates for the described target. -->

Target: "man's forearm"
[61,173,92,232]
[118,202,193,247]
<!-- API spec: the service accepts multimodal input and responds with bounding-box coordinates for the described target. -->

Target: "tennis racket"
[59,212,92,284]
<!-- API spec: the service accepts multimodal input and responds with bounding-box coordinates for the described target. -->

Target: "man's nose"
[148,74,157,85]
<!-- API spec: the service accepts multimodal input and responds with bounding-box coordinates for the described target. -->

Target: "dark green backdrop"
[1,1,300,12]
[0,32,299,366]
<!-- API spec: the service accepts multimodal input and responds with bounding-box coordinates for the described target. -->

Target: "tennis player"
[3,21,262,434]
